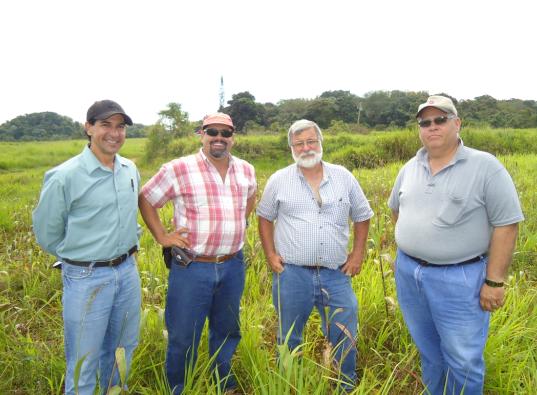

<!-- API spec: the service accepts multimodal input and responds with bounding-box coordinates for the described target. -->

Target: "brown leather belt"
[186,252,237,263]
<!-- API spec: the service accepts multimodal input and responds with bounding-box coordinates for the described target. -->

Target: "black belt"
[302,265,328,270]
[406,253,486,267]
[63,246,138,267]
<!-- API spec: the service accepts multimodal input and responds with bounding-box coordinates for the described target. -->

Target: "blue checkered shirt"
[257,162,373,269]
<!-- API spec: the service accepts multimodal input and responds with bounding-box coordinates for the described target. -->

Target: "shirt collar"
[198,148,235,167]
[82,145,125,174]
[294,161,329,182]
[416,138,468,167]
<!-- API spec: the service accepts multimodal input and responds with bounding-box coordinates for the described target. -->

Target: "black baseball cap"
[86,100,133,125]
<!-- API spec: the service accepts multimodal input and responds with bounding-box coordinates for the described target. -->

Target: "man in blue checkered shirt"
[257,119,373,390]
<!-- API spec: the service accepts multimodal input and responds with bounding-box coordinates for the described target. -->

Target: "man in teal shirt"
[33,100,141,395]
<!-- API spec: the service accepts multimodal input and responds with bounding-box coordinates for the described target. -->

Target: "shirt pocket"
[324,197,351,226]
[432,193,466,227]
[232,180,249,212]
[193,195,211,220]
[118,174,138,215]
[182,180,212,218]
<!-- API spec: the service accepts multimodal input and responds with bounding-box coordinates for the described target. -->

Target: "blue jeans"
[273,263,358,388]
[62,255,141,395]
[165,250,245,394]
[395,249,489,395]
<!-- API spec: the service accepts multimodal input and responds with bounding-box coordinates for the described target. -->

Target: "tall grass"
[0,135,535,393]
[234,128,535,170]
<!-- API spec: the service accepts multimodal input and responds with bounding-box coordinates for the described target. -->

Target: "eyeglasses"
[418,114,457,128]
[205,128,234,138]
[291,139,320,149]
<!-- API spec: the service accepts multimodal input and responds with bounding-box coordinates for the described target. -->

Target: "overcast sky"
[1,0,535,126]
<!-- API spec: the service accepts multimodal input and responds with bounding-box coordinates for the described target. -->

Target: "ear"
[84,121,93,136]
[454,117,462,132]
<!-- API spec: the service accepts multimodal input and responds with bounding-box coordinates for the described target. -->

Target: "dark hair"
[84,119,96,144]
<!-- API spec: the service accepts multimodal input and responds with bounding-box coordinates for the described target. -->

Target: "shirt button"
[319,226,322,229]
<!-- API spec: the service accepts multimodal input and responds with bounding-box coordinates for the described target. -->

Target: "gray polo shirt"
[388,141,524,264]
[257,162,374,269]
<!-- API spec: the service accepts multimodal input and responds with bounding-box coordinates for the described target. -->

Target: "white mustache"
[293,149,322,168]
[299,150,316,158]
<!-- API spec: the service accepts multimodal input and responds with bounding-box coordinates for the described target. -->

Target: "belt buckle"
[215,255,225,264]
[416,257,429,266]
[109,253,125,266]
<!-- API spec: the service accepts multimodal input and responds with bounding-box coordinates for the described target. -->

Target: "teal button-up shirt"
[32,146,140,261]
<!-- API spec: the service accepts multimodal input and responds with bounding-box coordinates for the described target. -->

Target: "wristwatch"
[484,278,504,288]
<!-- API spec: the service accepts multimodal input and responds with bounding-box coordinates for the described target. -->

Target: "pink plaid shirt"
[142,149,257,256]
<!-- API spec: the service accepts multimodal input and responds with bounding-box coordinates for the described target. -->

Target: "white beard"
[293,147,323,168]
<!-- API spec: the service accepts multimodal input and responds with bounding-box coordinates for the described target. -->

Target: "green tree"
[319,90,361,123]
[144,123,173,162]
[304,97,338,128]
[158,102,190,137]
[362,91,393,128]
[274,98,310,126]
[223,92,266,132]
[126,123,147,138]
[361,90,429,128]
[0,112,83,141]
[262,102,280,127]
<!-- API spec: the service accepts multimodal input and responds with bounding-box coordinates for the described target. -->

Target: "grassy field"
[0,133,536,394]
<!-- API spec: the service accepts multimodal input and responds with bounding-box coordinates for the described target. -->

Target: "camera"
[163,246,193,268]
[171,246,193,266]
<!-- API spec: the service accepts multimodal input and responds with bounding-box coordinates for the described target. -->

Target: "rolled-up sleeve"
[349,176,374,222]
[245,163,257,198]
[141,163,177,208]
[256,175,278,221]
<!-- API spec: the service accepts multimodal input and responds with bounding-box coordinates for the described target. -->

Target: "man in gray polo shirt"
[388,95,524,395]
[257,119,373,391]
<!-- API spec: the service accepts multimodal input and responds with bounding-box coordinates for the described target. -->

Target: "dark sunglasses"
[418,114,456,128]
[205,128,234,138]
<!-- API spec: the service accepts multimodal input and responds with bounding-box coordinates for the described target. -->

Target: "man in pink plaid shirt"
[139,112,256,394]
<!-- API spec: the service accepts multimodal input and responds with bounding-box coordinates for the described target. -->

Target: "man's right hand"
[157,227,190,249]
[267,253,284,273]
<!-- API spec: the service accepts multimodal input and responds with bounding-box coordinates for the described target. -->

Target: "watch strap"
[485,278,504,288]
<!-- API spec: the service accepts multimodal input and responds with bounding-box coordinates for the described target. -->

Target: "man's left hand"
[480,283,505,312]
[341,255,363,277]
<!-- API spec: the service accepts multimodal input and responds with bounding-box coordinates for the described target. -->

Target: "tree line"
[220,90,537,132]
[0,112,146,141]
[0,112,83,141]
[2,90,537,141]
